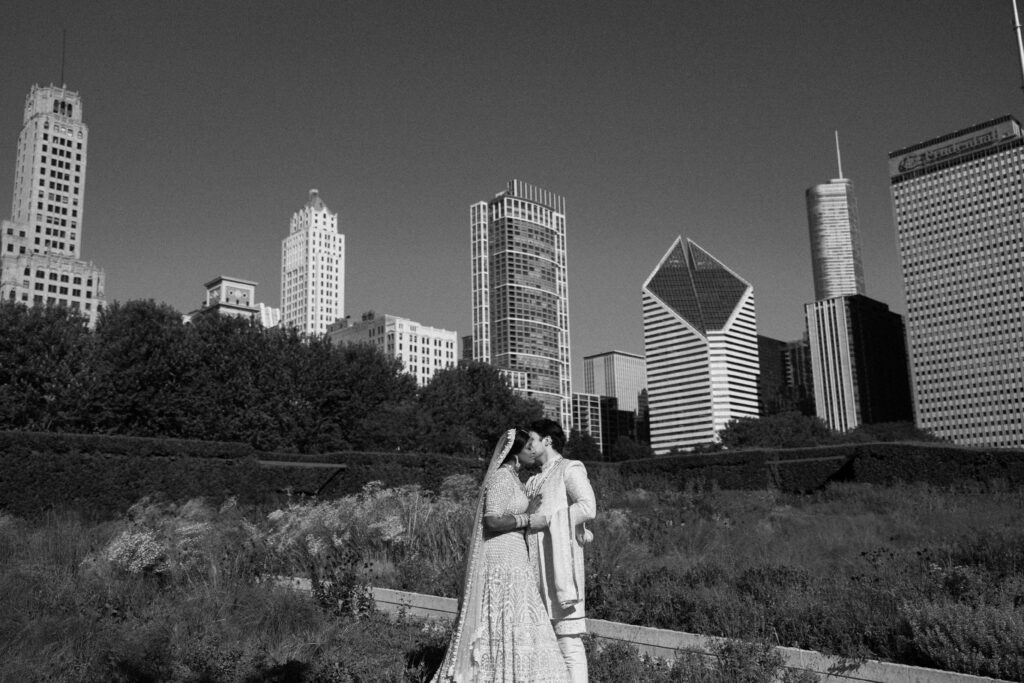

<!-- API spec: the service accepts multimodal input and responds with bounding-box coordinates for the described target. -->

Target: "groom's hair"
[530,418,566,453]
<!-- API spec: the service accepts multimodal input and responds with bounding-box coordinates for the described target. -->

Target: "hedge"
[0,430,255,460]
[3,431,1024,519]
[615,442,1024,492]
[0,432,485,518]
[254,450,484,496]
[851,442,1024,488]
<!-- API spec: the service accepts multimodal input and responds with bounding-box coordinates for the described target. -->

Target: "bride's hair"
[501,428,531,466]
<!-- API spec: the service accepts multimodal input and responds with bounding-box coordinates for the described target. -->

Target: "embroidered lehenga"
[431,430,568,683]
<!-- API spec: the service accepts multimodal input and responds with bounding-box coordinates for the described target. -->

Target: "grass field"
[2,476,1022,681]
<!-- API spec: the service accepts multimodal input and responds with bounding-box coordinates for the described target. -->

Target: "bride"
[431,428,568,682]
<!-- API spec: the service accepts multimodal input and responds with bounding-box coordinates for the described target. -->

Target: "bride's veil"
[430,428,517,682]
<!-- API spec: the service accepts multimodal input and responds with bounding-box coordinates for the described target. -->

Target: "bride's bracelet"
[514,514,529,529]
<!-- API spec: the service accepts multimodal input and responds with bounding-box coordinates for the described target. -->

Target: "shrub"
[902,601,1024,680]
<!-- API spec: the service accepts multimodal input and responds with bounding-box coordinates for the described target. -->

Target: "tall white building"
[327,311,457,387]
[642,238,759,453]
[280,189,344,336]
[1,84,106,325]
[470,179,571,427]
[889,115,1024,447]
[582,350,646,413]
[806,177,864,301]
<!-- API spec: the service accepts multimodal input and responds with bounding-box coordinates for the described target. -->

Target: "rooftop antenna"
[1014,0,1024,94]
[834,130,845,179]
[59,28,66,87]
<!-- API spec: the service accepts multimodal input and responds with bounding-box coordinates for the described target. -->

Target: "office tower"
[758,335,817,417]
[327,311,457,387]
[582,350,647,413]
[642,237,759,453]
[783,336,815,416]
[889,115,1024,447]
[805,295,913,432]
[806,135,865,300]
[571,392,603,452]
[470,179,571,426]
[280,189,345,337]
[757,336,789,416]
[1,84,106,326]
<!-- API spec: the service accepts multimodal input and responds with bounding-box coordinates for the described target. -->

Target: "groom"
[525,418,597,683]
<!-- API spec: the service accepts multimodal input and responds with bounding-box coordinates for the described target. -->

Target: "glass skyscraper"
[582,350,646,413]
[642,238,758,453]
[806,177,864,300]
[889,115,1024,447]
[470,179,571,427]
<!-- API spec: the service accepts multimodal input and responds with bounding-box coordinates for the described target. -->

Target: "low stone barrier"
[276,579,1009,683]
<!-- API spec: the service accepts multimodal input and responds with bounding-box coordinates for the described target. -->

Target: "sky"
[2,1,1022,386]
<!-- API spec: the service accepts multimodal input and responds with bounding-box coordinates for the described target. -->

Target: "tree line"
[0,301,543,455]
[0,301,930,458]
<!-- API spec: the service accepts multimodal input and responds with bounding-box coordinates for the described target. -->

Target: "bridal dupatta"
[430,429,516,682]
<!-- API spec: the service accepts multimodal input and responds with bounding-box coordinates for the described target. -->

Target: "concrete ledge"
[276,580,1009,683]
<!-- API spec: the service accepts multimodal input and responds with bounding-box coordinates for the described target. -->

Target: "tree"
[609,435,654,461]
[846,421,942,444]
[717,411,838,449]
[0,302,92,431]
[76,299,193,436]
[414,362,544,456]
[564,428,603,461]
[302,339,418,453]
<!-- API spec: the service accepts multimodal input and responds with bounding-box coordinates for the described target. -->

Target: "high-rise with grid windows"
[280,189,345,337]
[642,237,758,453]
[582,350,646,414]
[470,179,571,427]
[1,84,106,326]
[807,177,864,300]
[889,115,1024,447]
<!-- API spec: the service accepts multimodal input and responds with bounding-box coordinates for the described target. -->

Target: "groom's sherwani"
[525,455,597,635]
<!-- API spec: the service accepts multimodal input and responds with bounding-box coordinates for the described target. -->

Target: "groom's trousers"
[557,634,588,683]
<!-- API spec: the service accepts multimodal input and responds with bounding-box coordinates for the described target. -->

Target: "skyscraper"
[889,115,1024,447]
[582,350,646,413]
[803,134,912,433]
[805,295,913,431]
[470,179,571,426]
[806,137,865,300]
[1,84,106,325]
[280,189,345,337]
[642,237,759,453]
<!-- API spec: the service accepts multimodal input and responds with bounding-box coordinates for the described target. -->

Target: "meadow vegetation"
[2,476,1023,681]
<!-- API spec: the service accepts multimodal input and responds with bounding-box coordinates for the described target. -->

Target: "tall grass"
[4,478,1022,680]
[582,480,1024,680]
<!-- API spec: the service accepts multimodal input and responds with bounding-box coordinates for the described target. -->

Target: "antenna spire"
[834,130,844,179]
[1014,0,1024,95]
[60,29,66,87]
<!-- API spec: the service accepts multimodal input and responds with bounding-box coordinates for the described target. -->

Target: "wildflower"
[105,529,167,574]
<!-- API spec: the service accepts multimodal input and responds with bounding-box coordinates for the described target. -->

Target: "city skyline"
[2,1,1022,386]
